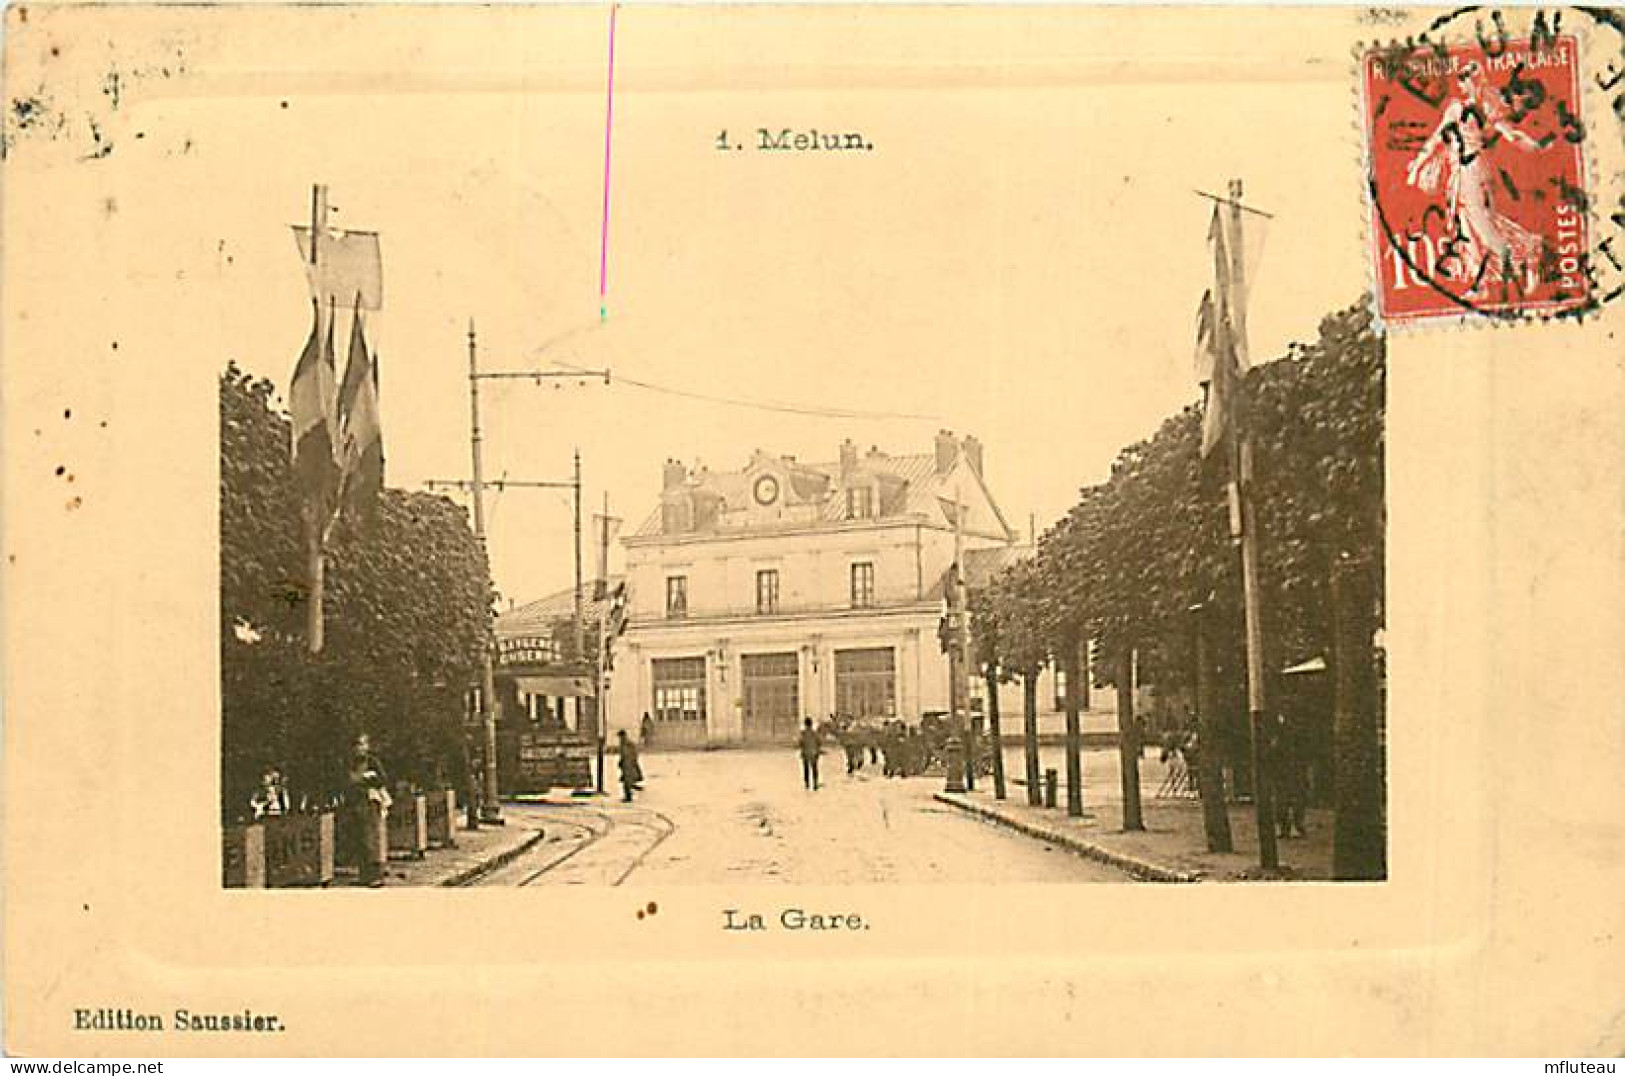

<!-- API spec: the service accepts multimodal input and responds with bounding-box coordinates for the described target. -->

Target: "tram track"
[495,803,678,887]
[607,807,677,887]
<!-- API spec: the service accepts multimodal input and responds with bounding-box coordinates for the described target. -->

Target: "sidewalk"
[330,811,547,888]
[937,746,1334,882]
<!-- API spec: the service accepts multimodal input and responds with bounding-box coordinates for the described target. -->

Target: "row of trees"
[221,362,494,820]
[969,299,1386,879]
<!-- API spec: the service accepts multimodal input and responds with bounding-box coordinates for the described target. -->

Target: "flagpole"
[1226,177,1280,872]
[304,185,329,656]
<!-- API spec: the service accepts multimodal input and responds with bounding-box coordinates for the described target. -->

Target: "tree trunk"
[986,666,1007,800]
[1331,558,1385,880]
[1116,651,1144,831]
[1022,671,1041,806]
[1063,638,1084,817]
[1079,643,1091,709]
[1194,605,1234,852]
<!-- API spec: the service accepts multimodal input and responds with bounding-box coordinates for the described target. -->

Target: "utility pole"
[466,320,502,824]
[573,449,585,735]
[452,324,609,825]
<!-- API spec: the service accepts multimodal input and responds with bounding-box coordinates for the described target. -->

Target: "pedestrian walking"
[640,711,655,747]
[618,729,644,803]
[798,718,822,790]
[840,718,865,775]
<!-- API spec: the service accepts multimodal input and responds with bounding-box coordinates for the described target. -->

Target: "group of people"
[794,715,934,791]
[239,734,397,886]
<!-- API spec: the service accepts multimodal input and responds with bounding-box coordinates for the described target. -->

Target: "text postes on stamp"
[1361,33,1590,326]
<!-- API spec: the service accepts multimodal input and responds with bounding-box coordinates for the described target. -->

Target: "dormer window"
[845,487,874,520]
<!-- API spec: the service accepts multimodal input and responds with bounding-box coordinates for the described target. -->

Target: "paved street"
[473,749,1132,885]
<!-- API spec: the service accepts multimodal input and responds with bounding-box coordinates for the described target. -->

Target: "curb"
[934,792,1201,884]
[438,827,548,887]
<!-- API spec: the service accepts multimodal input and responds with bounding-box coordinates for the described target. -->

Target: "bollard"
[1044,768,1059,809]
[222,822,266,888]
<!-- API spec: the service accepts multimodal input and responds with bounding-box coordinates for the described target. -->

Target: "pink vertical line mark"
[598,3,619,313]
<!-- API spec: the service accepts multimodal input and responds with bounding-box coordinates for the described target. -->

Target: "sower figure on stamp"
[347,733,391,887]
[617,729,644,803]
[798,717,822,791]
[1405,61,1549,295]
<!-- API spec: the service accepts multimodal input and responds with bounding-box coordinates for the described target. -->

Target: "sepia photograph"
[214,66,1391,893]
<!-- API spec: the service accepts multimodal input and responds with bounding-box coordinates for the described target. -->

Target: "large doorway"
[835,647,896,719]
[742,652,801,744]
[650,656,708,748]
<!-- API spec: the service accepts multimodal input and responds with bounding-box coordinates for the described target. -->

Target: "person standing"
[640,711,655,748]
[617,729,644,803]
[347,734,391,888]
[250,767,290,820]
[798,718,822,790]
[1269,712,1307,838]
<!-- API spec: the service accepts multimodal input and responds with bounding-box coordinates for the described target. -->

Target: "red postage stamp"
[1361,33,1590,325]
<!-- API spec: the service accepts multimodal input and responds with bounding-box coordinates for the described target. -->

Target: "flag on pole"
[1193,288,1218,386]
[289,298,341,508]
[338,299,385,524]
[292,225,384,310]
[1200,207,1241,459]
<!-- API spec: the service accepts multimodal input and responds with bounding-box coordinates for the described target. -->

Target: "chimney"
[839,438,858,481]
[934,429,958,475]
[962,435,984,477]
[663,458,688,490]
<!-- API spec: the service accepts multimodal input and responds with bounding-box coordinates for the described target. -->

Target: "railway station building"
[607,430,1034,747]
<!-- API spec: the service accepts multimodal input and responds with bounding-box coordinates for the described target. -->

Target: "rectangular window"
[1054,668,1067,711]
[850,562,875,608]
[845,487,874,520]
[665,575,688,619]
[834,647,896,718]
[651,657,706,722]
[755,569,780,614]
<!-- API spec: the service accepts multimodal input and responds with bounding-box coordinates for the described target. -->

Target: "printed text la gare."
[724,908,870,931]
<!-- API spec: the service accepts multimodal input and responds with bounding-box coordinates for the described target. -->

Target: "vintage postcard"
[3,2,1623,1058]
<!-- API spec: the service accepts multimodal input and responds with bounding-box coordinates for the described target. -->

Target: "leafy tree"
[997,297,1385,867]
[219,363,493,820]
